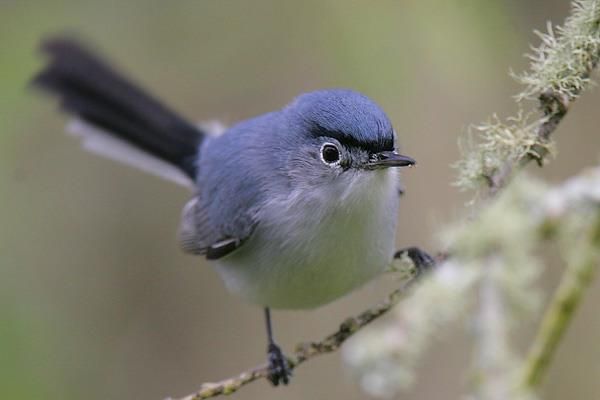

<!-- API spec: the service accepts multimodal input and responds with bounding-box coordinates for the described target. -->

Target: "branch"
[169,3,600,399]
[486,91,569,196]
[344,2,600,398]
[456,0,600,196]
[466,1,600,396]
[520,210,600,389]
[166,251,433,400]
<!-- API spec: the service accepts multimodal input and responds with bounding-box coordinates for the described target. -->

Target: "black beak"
[366,151,416,169]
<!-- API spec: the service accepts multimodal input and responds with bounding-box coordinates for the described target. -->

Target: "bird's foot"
[267,342,292,386]
[394,246,437,279]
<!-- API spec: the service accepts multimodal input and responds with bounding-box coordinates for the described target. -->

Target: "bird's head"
[283,89,415,188]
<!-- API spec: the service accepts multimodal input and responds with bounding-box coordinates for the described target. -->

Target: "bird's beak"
[366,150,416,169]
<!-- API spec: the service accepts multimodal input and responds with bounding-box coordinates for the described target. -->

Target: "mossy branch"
[456,0,600,196]
[165,251,434,400]
[347,165,600,398]
[521,209,600,388]
[348,2,600,398]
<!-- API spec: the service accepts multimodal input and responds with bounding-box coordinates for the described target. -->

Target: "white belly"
[213,169,400,309]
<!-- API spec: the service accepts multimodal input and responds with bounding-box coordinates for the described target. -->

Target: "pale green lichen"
[448,175,546,315]
[345,166,600,399]
[344,2,600,399]
[455,0,600,192]
[345,173,548,398]
[515,0,600,101]
[343,260,479,397]
[454,111,553,193]
[452,177,545,400]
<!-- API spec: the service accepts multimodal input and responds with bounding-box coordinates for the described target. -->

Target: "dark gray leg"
[264,308,292,386]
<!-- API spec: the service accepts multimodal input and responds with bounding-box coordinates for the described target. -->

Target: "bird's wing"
[178,196,256,260]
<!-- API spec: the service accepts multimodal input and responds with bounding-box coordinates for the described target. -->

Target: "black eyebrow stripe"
[313,129,394,153]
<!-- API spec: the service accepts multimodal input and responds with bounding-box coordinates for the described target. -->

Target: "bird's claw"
[267,342,292,386]
[394,246,436,278]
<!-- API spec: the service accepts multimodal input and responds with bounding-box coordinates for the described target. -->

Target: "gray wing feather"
[178,197,209,255]
[180,112,283,259]
[178,196,254,259]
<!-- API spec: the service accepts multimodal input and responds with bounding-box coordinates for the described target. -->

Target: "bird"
[31,37,419,385]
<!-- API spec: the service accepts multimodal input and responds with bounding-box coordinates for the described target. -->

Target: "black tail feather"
[32,37,203,179]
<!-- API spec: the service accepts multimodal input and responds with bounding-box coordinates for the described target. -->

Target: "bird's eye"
[320,143,341,165]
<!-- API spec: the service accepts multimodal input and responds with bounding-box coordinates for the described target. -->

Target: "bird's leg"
[393,246,437,279]
[264,308,292,386]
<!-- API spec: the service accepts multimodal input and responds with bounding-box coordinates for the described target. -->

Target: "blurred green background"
[2,1,600,399]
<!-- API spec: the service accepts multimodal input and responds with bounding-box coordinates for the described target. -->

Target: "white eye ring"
[319,143,341,166]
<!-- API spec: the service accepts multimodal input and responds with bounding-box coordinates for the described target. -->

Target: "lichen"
[515,0,600,102]
[454,0,600,193]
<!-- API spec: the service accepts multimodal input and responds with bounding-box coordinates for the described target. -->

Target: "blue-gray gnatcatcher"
[32,38,418,385]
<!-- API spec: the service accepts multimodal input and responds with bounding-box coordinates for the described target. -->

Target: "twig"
[167,264,422,400]
[520,210,600,389]
[477,0,600,395]
[457,0,600,196]
[487,91,570,196]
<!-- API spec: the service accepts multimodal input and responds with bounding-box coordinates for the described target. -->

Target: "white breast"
[213,169,400,309]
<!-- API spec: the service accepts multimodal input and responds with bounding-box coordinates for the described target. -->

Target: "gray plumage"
[181,90,408,307]
[33,38,415,309]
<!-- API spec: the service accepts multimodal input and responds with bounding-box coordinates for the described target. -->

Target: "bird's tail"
[32,37,204,186]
